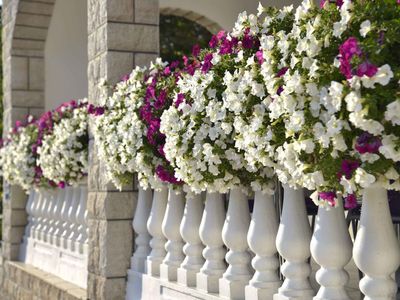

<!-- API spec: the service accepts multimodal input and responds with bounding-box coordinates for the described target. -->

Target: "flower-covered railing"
[90,0,400,299]
[0,99,89,288]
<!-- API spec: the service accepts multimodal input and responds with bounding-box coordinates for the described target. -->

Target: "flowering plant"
[264,0,400,207]
[91,67,147,189]
[160,9,284,194]
[37,99,89,187]
[0,116,41,191]
[93,60,184,190]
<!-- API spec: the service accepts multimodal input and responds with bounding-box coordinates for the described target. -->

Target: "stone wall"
[86,0,159,299]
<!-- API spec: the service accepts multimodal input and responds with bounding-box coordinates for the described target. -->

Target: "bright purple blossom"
[340,160,360,179]
[344,194,358,209]
[175,93,185,108]
[356,61,378,77]
[339,37,362,79]
[154,90,167,109]
[355,132,382,154]
[155,165,182,185]
[320,0,344,8]
[255,51,264,65]
[58,181,66,189]
[201,53,213,73]
[277,67,289,77]
[192,44,201,57]
[319,191,337,206]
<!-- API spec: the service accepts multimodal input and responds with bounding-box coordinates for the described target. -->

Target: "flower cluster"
[92,67,148,188]
[0,116,40,190]
[37,99,89,187]
[161,9,281,194]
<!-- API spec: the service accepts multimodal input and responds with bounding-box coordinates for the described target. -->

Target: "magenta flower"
[355,132,382,154]
[192,44,201,57]
[319,191,337,206]
[255,51,264,65]
[277,67,289,77]
[175,93,185,108]
[339,37,362,79]
[201,53,213,73]
[344,193,357,209]
[57,181,66,189]
[356,61,378,77]
[155,165,182,185]
[340,160,360,179]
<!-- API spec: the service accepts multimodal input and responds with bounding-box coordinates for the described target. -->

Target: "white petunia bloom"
[359,20,371,37]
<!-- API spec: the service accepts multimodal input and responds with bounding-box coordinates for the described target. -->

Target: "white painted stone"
[245,191,281,300]
[177,193,204,287]
[59,187,74,248]
[76,185,88,254]
[311,196,352,300]
[160,187,185,282]
[197,192,226,294]
[131,186,153,273]
[219,188,252,300]
[274,185,314,300]
[146,186,168,276]
[66,187,80,251]
[353,184,400,299]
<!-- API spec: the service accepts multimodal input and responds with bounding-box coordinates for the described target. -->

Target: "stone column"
[87,0,159,299]
[2,0,54,262]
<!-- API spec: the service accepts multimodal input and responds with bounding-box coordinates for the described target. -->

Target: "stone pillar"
[87,0,159,299]
[2,0,54,262]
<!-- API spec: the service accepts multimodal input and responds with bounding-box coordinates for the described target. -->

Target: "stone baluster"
[76,185,88,254]
[197,192,226,293]
[66,187,81,250]
[47,189,65,245]
[274,185,314,300]
[52,188,67,246]
[34,191,49,240]
[353,184,400,299]
[311,196,352,299]
[219,188,252,300]
[131,186,152,273]
[245,191,281,299]
[59,187,74,248]
[41,191,57,243]
[30,192,43,240]
[23,191,36,242]
[160,187,185,281]
[146,185,168,276]
[177,193,204,287]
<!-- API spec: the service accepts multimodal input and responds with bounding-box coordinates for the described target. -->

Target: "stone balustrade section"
[19,184,89,289]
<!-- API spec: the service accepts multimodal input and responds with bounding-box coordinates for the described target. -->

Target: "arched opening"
[44,0,88,110]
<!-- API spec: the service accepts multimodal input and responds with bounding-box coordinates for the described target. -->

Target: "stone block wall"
[87,0,159,299]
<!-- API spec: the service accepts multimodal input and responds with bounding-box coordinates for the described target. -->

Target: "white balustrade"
[131,186,153,273]
[160,187,185,281]
[310,196,352,300]
[245,191,281,299]
[274,185,314,300]
[19,183,89,289]
[219,188,252,300]
[177,193,204,287]
[353,184,400,299]
[146,185,168,276]
[197,192,227,294]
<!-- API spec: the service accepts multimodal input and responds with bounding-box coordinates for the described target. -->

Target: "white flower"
[385,100,400,126]
[359,20,371,37]
[361,64,394,88]
[354,168,376,188]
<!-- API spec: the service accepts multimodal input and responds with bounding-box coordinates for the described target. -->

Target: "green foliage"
[160,14,213,62]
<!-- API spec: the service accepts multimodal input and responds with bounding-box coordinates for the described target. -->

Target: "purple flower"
[319,191,337,207]
[340,160,360,179]
[242,33,255,49]
[163,66,171,76]
[175,93,185,108]
[255,51,264,65]
[277,67,289,77]
[355,132,382,154]
[277,86,284,95]
[58,181,66,189]
[219,38,234,55]
[209,35,219,48]
[339,37,362,79]
[158,144,165,157]
[155,165,182,185]
[94,107,105,116]
[192,44,201,57]
[154,89,167,110]
[146,119,161,145]
[344,194,357,209]
[320,0,344,8]
[201,53,213,73]
[356,61,378,77]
